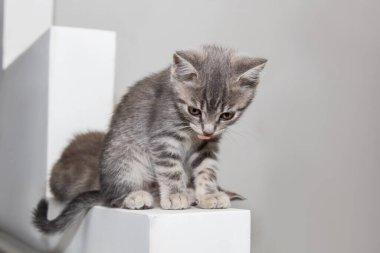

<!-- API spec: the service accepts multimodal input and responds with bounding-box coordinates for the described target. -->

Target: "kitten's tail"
[32,191,103,234]
[218,186,246,201]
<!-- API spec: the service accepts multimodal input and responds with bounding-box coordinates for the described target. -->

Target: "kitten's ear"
[234,56,267,88]
[171,50,201,83]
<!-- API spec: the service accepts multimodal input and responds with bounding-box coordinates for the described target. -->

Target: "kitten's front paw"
[197,191,231,209]
[123,190,153,209]
[160,192,190,210]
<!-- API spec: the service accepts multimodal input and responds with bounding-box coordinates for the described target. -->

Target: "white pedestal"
[46,27,115,189]
[49,206,251,253]
[0,26,115,252]
[1,0,53,69]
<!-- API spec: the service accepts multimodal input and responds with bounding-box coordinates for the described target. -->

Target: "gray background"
[55,0,380,252]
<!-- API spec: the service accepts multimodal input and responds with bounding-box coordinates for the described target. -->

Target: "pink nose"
[203,124,214,136]
[203,130,214,136]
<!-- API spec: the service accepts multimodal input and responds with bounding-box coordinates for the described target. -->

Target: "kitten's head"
[170,45,267,140]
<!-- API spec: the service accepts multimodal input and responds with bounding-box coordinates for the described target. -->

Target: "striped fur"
[32,45,266,234]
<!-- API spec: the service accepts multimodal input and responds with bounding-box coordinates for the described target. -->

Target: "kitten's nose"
[203,124,214,136]
[202,131,213,137]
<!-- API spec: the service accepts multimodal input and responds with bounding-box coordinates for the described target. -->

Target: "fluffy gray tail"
[32,191,103,234]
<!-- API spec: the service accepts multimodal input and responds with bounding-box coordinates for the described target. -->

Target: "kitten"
[33,45,267,234]
[49,131,243,202]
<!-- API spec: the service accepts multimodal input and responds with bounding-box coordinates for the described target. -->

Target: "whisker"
[223,129,241,145]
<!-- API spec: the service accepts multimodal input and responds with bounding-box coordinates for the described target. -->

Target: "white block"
[54,206,251,253]
[47,27,115,190]
[0,26,115,251]
[1,0,53,69]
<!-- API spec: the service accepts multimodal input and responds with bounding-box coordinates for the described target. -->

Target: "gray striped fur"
[32,45,266,234]
[100,45,266,209]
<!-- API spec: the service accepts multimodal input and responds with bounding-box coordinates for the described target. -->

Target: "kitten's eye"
[220,112,235,120]
[183,73,197,82]
[188,106,201,116]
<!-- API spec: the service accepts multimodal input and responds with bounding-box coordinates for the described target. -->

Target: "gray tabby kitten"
[33,45,267,234]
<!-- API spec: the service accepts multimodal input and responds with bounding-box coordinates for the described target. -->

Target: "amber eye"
[188,106,201,116]
[220,112,235,120]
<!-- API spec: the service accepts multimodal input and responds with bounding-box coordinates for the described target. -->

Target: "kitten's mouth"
[197,135,212,140]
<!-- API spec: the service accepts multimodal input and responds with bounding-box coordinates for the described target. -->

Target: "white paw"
[197,191,231,209]
[160,192,190,210]
[123,191,153,209]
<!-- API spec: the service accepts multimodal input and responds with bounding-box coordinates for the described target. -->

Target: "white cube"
[61,207,251,253]
[0,26,115,251]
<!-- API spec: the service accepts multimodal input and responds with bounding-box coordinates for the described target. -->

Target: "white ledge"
[44,205,251,253]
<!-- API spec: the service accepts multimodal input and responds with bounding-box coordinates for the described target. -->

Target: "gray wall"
[54,0,380,252]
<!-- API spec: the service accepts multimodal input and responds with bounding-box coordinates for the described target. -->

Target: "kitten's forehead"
[198,45,234,82]
[197,46,235,113]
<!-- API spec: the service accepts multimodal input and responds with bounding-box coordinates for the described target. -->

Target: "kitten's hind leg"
[101,146,154,209]
[123,190,154,209]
